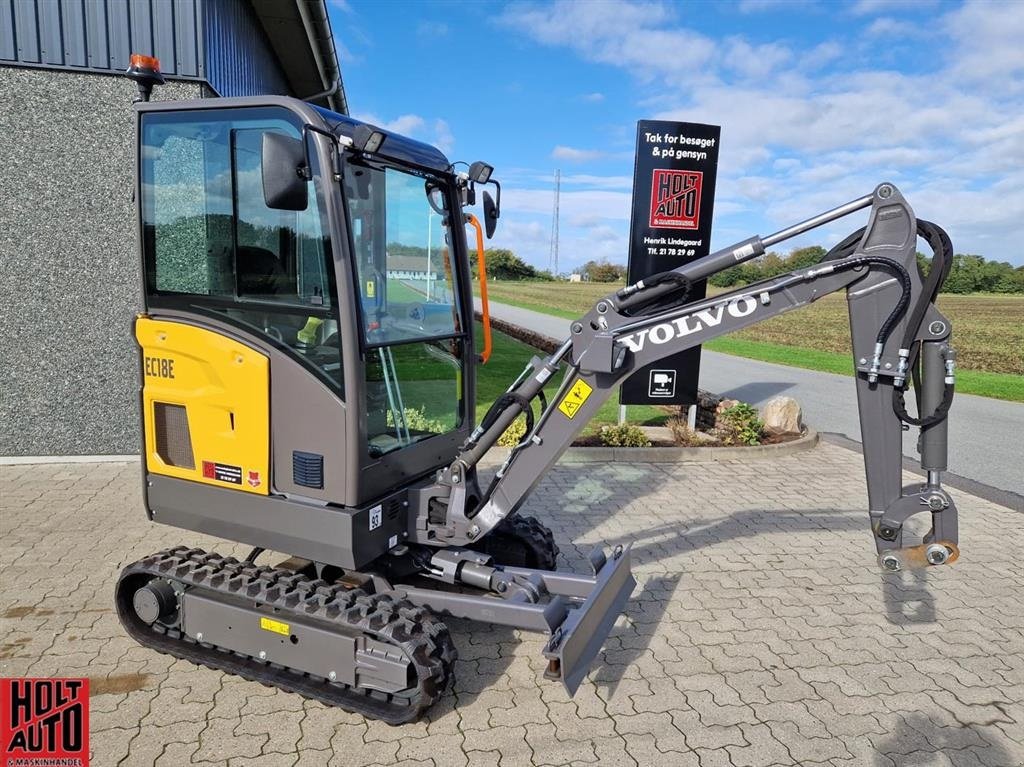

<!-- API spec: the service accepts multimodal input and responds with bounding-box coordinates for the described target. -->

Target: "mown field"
[473,280,1024,402]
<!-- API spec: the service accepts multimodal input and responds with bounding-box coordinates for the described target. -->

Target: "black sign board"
[620,119,721,406]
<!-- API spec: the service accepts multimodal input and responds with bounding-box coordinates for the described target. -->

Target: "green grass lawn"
[702,337,1024,401]
[475,323,672,433]
[474,282,1024,403]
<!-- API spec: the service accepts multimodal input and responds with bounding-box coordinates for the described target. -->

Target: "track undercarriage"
[116,516,566,723]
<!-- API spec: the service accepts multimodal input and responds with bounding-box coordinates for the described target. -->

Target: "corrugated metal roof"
[0,0,345,113]
[203,0,289,98]
[0,0,205,78]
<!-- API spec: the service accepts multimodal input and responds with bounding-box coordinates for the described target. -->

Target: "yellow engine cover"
[136,317,269,495]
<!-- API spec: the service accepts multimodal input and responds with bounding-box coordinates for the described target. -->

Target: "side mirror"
[483,190,499,239]
[262,133,308,211]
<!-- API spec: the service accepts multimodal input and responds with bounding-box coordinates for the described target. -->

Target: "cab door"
[137,105,350,504]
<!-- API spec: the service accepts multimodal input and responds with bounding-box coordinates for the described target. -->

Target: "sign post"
[620,119,721,407]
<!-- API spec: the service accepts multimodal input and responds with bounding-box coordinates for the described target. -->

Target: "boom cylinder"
[615,192,876,314]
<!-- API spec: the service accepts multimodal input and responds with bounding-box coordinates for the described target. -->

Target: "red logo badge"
[1,678,90,766]
[649,169,702,229]
[247,470,261,488]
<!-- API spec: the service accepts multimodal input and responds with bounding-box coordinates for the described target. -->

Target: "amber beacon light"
[125,53,165,103]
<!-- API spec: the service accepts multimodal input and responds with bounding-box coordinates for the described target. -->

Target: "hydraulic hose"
[825,219,956,427]
[893,221,955,428]
[817,255,913,374]
[616,272,693,317]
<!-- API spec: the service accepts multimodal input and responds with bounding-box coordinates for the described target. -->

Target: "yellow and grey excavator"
[117,56,961,723]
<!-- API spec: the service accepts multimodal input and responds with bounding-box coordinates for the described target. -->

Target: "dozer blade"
[544,543,635,695]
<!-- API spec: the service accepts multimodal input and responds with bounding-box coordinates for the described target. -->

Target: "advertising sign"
[620,120,721,406]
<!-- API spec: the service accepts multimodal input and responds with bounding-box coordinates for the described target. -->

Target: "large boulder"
[761,396,803,436]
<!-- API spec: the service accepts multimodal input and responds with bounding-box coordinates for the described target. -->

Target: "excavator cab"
[135,97,481,545]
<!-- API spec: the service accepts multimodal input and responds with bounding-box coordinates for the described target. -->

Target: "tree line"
[394,239,1024,293]
[709,246,1024,294]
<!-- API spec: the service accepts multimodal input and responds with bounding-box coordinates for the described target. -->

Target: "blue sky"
[329,0,1024,270]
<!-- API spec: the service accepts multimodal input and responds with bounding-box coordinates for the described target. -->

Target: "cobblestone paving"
[1,444,1022,767]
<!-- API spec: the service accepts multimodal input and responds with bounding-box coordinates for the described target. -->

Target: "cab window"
[140,108,342,392]
[343,160,465,455]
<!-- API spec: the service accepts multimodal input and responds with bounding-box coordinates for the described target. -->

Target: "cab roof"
[136,95,452,175]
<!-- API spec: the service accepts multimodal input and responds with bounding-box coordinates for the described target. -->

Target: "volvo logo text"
[618,296,758,353]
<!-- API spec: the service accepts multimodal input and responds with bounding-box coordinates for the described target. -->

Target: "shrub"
[497,416,527,447]
[598,424,651,447]
[666,417,707,447]
[716,403,764,446]
[387,406,447,434]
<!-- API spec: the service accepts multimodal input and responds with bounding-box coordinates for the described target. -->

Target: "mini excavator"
[117,57,961,723]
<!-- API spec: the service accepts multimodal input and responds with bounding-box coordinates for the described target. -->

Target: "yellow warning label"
[260,616,290,636]
[366,280,376,298]
[558,378,594,419]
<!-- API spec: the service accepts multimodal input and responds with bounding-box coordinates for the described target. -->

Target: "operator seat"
[237,246,293,296]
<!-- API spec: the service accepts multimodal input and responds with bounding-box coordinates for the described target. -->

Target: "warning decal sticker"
[260,617,290,636]
[558,379,594,419]
[202,461,242,485]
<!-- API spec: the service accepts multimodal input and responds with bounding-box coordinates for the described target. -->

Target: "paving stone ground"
[1,443,1022,767]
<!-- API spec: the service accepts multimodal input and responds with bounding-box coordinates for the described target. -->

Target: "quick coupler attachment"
[872,484,960,571]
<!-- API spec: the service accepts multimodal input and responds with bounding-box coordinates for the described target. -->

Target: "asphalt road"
[476,298,1024,498]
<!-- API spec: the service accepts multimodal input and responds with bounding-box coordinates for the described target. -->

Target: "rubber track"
[472,514,560,570]
[114,546,457,724]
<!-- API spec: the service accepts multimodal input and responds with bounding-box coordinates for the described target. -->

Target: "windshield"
[342,160,466,455]
[345,162,461,345]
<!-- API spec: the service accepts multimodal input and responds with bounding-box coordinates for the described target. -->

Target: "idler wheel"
[133,580,178,625]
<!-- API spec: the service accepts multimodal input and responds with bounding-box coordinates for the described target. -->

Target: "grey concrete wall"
[0,67,205,455]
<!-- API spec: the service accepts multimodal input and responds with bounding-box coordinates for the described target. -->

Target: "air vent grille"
[292,451,324,489]
[153,403,195,469]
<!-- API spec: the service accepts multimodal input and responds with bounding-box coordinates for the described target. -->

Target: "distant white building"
[386,255,443,282]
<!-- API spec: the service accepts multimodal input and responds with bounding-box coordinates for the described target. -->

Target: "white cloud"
[864,17,919,37]
[580,92,605,102]
[551,145,607,162]
[503,0,1024,262]
[738,0,812,12]
[850,0,938,14]
[352,113,455,157]
[335,41,362,65]
[489,183,635,268]
[432,119,455,155]
[380,114,426,135]
[555,174,635,189]
[498,1,717,87]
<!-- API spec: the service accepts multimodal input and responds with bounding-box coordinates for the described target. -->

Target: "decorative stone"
[761,396,803,435]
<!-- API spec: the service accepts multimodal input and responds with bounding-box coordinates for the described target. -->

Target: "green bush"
[497,416,527,447]
[598,424,652,447]
[387,406,448,434]
[716,403,764,446]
